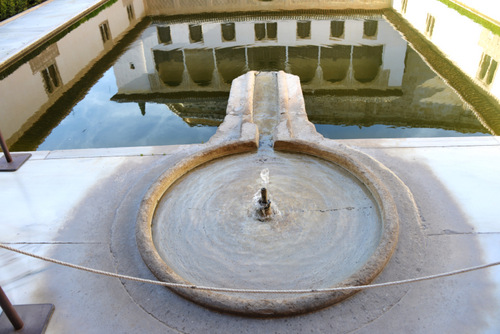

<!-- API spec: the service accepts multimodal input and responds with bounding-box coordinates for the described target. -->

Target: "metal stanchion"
[0,285,54,333]
[0,128,31,171]
[0,286,24,330]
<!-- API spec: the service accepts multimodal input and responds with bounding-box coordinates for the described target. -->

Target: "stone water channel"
[136,72,401,316]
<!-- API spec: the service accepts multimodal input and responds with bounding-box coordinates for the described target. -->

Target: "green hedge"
[436,0,499,36]
[0,0,47,22]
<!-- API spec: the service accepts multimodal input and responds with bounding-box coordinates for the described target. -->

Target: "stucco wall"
[392,0,499,102]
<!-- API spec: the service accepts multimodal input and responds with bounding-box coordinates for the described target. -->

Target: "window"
[221,23,235,42]
[157,26,172,44]
[477,53,498,85]
[255,23,265,40]
[254,22,277,41]
[487,60,498,85]
[352,45,383,83]
[401,0,409,14]
[425,14,435,38]
[126,4,135,22]
[330,20,344,39]
[363,20,378,39]
[267,22,277,39]
[297,21,311,39]
[189,24,203,43]
[99,21,112,44]
[41,63,61,94]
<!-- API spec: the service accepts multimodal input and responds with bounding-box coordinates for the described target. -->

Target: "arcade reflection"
[118,18,403,92]
[112,16,489,140]
[8,14,493,151]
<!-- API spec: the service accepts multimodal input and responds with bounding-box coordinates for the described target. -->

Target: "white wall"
[393,0,500,101]
[0,0,146,144]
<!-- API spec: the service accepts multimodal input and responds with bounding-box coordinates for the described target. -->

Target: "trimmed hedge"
[0,0,47,22]
[436,0,500,36]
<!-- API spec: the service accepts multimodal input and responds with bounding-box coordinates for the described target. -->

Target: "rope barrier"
[1,242,499,294]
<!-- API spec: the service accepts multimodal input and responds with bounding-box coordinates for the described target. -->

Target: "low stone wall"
[145,0,391,16]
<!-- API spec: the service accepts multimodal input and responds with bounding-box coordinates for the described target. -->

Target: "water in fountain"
[152,151,382,294]
[151,72,384,297]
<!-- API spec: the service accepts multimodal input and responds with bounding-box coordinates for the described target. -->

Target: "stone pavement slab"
[0,137,499,333]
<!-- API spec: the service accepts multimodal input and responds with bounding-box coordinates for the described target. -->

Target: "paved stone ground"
[1,136,499,333]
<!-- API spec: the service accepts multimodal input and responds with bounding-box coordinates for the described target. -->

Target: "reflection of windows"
[221,23,235,42]
[153,50,184,86]
[352,45,383,83]
[267,22,277,39]
[288,46,319,83]
[41,63,61,94]
[477,53,498,85]
[185,49,215,86]
[255,23,265,40]
[254,22,277,41]
[157,26,172,44]
[297,21,311,39]
[363,20,378,39]
[126,4,135,22]
[330,20,344,39]
[215,47,246,83]
[99,21,112,44]
[402,0,409,14]
[189,24,203,43]
[320,45,351,83]
[425,14,435,38]
[28,43,59,75]
[247,47,286,71]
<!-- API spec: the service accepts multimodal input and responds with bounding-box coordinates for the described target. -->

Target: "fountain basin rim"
[136,139,399,317]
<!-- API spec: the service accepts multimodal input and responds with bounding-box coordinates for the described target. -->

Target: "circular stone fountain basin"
[153,152,381,290]
[136,141,399,317]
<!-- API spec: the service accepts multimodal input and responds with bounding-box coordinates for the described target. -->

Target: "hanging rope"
[0,242,499,294]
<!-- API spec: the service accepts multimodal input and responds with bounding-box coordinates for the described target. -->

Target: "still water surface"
[10,15,492,151]
[37,68,219,150]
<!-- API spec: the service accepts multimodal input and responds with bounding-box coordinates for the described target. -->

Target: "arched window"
[321,45,351,83]
[352,45,383,83]
[330,20,344,39]
[154,50,184,86]
[221,23,235,42]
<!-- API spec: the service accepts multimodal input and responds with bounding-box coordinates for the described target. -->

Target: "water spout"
[258,187,272,220]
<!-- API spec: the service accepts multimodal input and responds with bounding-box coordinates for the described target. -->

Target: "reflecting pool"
[2,10,495,151]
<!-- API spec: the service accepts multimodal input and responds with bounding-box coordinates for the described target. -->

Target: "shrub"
[0,0,47,22]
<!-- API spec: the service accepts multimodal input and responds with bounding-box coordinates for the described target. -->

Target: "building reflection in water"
[139,18,399,91]
[2,12,495,151]
[0,0,147,149]
[112,16,488,138]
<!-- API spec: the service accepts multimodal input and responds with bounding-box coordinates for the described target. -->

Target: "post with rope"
[0,128,31,172]
[0,284,54,333]
[0,286,23,330]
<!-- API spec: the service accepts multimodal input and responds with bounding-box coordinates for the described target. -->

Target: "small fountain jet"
[257,187,272,220]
